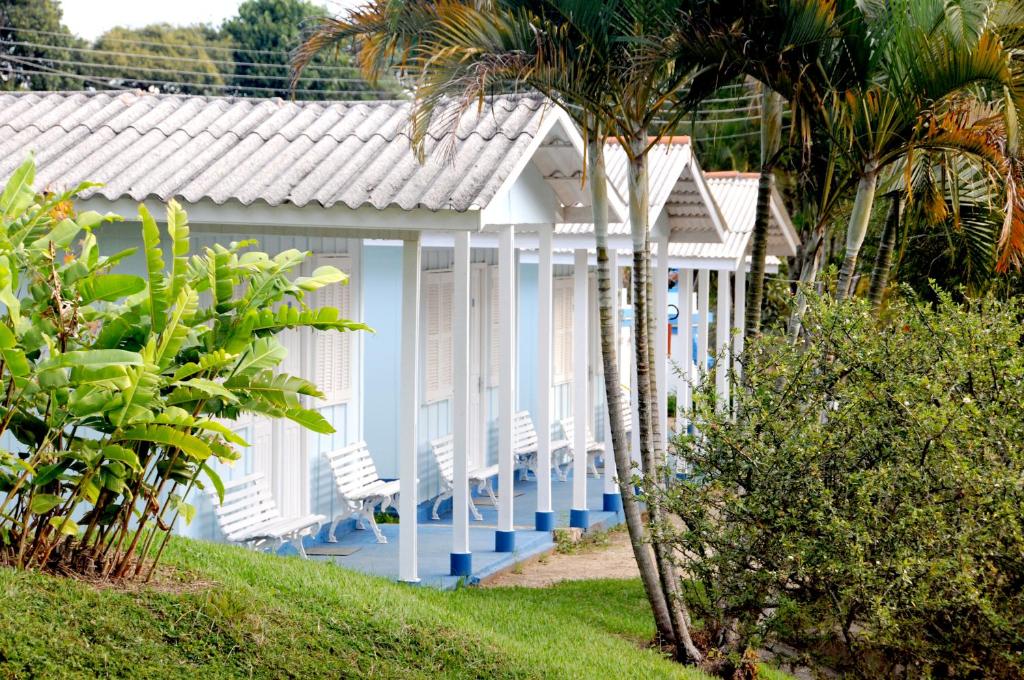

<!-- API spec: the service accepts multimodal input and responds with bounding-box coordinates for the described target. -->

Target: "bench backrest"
[324,441,384,499]
[560,416,576,442]
[429,435,455,483]
[513,410,537,451]
[213,473,281,539]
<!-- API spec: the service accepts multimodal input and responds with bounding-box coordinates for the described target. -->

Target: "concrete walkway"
[300,473,624,589]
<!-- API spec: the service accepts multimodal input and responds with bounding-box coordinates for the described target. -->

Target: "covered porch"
[294,472,621,589]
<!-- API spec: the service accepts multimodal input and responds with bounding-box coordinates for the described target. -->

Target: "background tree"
[0,0,83,90]
[225,0,396,99]
[87,25,231,94]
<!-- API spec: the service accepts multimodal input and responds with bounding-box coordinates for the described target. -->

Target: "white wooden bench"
[429,435,499,521]
[560,416,605,477]
[213,474,325,559]
[513,410,572,481]
[324,441,400,544]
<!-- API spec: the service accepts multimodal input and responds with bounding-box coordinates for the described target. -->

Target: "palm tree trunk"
[745,90,782,337]
[588,139,675,643]
[627,134,703,663]
[867,195,899,309]
[787,225,824,342]
[837,160,878,299]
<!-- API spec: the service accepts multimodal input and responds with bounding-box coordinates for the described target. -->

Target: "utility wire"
[0,53,131,91]
[1,51,399,98]
[0,38,369,79]
[0,47,397,95]
[4,26,365,71]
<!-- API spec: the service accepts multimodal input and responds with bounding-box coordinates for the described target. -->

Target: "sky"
[60,0,361,41]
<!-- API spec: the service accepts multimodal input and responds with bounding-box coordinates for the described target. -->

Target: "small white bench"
[213,474,325,559]
[513,410,572,481]
[429,435,499,521]
[560,416,605,477]
[325,441,400,544]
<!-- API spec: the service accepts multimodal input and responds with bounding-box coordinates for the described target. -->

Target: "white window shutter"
[424,271,454,403]
[553,277,574,384]
[313,255,353,404]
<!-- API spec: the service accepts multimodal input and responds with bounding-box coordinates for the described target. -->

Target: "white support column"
[629,342,640,466]
[715,270,731,413]
[602,251,621,513]
[654,236,669,453]
[450,231,472,576]
[697,269,710,380]
[495,225,516,552]
[399,234,421,583]
[570,248,590,529]
[535,226,555,532]
[679,269,694,432]
[732,269,746,382]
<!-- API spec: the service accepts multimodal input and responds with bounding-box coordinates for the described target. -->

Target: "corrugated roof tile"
[0,90,558,212]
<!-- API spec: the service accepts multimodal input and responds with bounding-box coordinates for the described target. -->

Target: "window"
[553,277,574,384]
[424,271,454,403]
[313,255,353,404]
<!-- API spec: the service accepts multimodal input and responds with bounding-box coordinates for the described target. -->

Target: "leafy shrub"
[662,292,1024,678]
[0,159,368,580]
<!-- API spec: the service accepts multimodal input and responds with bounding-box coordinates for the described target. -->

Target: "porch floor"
[301,472,624,589]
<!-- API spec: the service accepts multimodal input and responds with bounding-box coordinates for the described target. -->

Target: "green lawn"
[0,538,789,679]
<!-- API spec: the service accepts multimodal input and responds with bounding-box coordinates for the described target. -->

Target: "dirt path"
[481,528,639,588]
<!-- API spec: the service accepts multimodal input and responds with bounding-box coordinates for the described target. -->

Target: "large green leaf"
[226,370,323,406]
[171,349,237,381]
[119,425,213,462]
[202,462,225,504]
[29,494,63,515]
[249,306,372,333]
[294,265,347,292]
[38,349,143,373]
[0,325,29,377]
[77,274,146,304]
[282,407,335,435]
[233,337,287,376]
[156,286,198,368]
[166,200,190,299]
[0,157,35,220]
[139,204,169,334]
[101,444,141,472]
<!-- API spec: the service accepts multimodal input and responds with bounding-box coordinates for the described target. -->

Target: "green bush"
[0,159,368,580]
[663,292,1024,678]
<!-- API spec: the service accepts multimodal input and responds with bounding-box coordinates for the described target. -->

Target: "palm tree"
[293,0,706,659]
[827,0,1023,298]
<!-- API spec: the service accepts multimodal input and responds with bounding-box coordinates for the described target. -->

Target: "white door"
[468,267,486,469]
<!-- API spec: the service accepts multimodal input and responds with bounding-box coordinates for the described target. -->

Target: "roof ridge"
[705,170,759,178]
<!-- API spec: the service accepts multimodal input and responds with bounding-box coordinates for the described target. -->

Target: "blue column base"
[603,492,623,514]
[569,508,590,530]
[495,530,516,552]
[535,511,556,532]
[450,552,472,577]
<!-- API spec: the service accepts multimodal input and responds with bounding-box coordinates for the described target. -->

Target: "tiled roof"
[666,172,799,265]
[556,137,725,239]
[0,90,577,213]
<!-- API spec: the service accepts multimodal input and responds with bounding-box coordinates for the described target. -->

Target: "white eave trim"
[79,195,483,238]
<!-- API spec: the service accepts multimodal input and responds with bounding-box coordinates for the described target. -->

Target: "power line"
[2,55,402,99]
[0,45,397,94]
[0,37,368,78]
[5,26,363,68]
[0,52,401,98]
[0,53,130,91]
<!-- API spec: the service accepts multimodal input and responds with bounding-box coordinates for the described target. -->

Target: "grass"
[0,536,723,679]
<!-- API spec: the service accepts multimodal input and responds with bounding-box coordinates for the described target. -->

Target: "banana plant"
[0,158,369,579]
